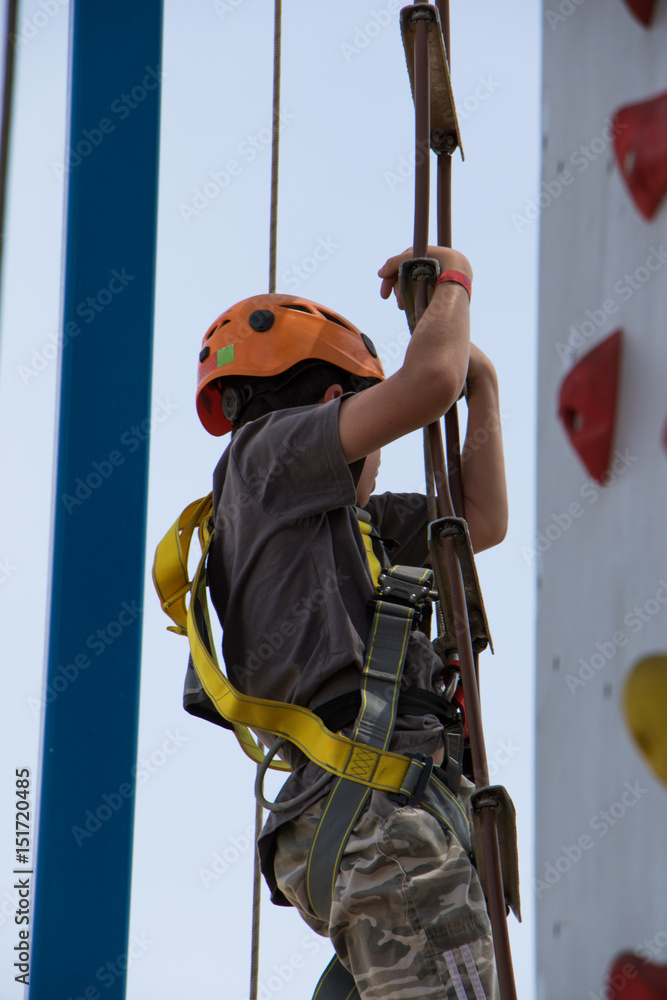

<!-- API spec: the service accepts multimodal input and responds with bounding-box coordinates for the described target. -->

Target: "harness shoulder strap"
[152,493,213,635]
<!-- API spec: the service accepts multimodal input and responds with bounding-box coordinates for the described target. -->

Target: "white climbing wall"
[535,2,667,997]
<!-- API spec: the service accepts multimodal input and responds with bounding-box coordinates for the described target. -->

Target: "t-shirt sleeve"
[365,492,430,566]
[229,397,358,521]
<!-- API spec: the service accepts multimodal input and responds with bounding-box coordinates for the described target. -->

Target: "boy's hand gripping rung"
[398,256,440,335]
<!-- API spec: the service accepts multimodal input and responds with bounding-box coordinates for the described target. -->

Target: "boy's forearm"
[459,368,508,552]
[401,280,471,407]
[379,246,472,419]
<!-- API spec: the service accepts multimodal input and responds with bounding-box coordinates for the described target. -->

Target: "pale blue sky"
[0,2,541,996]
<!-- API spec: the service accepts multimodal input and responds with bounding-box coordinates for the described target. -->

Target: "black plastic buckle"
[377,571,432,606]
[388,753,433,808]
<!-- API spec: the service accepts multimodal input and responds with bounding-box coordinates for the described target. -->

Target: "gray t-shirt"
[208,397,446,891]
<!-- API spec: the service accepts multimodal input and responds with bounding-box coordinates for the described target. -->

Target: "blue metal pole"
[29,2,162,996]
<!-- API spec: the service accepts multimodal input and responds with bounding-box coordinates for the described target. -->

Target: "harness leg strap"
[312,954,360,1000]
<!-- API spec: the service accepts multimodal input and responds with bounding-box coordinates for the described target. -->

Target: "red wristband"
[435,270,472,301]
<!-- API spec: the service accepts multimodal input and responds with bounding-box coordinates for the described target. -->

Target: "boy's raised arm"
[460,344,508,552]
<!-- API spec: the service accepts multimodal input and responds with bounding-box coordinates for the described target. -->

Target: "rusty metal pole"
[412,19,432,317]
[434,0,464,519]
[409,5,518,998]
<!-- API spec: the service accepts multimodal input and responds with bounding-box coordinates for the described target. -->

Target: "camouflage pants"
[273,784,500,999]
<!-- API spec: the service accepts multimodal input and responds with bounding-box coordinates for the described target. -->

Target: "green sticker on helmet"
[217,344,235,367]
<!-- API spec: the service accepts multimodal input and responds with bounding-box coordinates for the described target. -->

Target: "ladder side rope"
[268,0,282,295]
[249,752,264,1000]
[251,3,283,996]
[434,0,466,521]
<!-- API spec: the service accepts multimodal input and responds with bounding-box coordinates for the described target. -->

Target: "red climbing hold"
[558,330,622,484]
[613,90,667,220]
[606,953,667,999]
[621,0,659,26]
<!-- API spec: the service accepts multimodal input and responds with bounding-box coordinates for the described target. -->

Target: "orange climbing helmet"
[196,293,385,435]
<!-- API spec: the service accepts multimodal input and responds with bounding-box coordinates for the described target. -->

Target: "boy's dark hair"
[221,361,380,431]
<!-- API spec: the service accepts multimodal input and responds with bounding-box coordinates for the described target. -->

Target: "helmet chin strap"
[249,387,288,414]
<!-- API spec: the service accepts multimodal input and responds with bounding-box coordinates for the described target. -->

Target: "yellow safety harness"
[357,515,382,588]
[153,493,440,800]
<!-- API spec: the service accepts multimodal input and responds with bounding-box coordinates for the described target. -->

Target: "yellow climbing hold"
[623,654,667,787]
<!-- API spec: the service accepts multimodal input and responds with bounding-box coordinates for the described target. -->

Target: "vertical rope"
[251,3,282,996]
[249,771,264,1000]
[0,0,19,311]
[268,0,282,294]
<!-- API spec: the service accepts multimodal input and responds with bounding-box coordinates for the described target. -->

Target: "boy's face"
[356,450,381,507]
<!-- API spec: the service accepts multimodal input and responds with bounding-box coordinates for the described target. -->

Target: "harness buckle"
[377,572,432,606]
[388,753,433,807]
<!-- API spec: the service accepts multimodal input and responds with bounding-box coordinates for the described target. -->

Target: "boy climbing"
[194,244,508,999]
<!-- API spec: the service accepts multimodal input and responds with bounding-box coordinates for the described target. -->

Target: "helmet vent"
[319,310,350,329]
[283,304,313,314]
[361,333,379,358]
[206,319,230,341]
